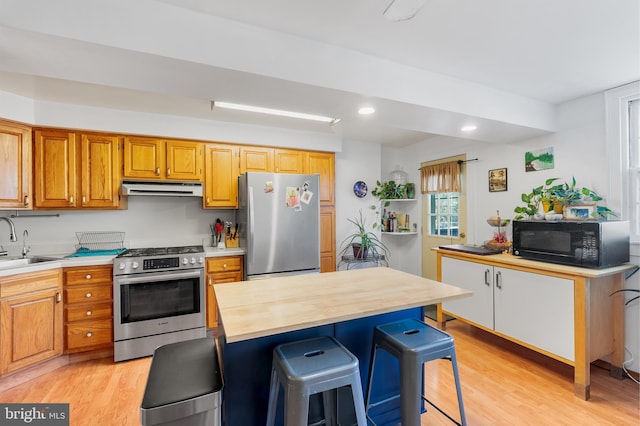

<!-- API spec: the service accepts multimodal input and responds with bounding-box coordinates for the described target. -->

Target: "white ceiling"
[0,0,638,146]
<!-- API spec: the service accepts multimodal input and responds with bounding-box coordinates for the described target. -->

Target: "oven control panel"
[114,255,204,275]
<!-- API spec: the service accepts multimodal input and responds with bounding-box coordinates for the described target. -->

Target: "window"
[630,99,640,241]
[606,81,640,248]
[428,193,459,236]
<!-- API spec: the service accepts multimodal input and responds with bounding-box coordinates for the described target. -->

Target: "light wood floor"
[0,320,637,425]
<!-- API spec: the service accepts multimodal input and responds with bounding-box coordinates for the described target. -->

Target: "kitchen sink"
[0,256,60,270]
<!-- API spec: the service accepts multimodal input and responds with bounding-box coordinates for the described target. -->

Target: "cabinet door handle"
[56,292,61,303]
[86,310,92,316]
[23,195,29,206]
[484,269,491,286]
[86,332,93,338]
[495,271,502,289]
[86,292,92,298]
[69,196,74,205]
[222,263,227,269]
[208,277,213,286]
[167,168,171,176]
[86,274,92,280]
[156,167,160,176]
[82,195,87,205]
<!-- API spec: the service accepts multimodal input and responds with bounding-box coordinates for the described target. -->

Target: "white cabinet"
[441,258,494,329]
[441,257,575,361]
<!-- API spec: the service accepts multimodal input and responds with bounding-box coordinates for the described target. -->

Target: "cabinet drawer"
[211,271,243,284]
[65,285,112,304]
[207,257,242,273]
[65,267,112,286]
[66,319,112,350]
[65,302,112,322]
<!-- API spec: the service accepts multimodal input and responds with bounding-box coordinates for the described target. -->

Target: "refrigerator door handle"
[248,186,255,252]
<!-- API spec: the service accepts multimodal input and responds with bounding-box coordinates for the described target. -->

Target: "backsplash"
[0,197,236,256]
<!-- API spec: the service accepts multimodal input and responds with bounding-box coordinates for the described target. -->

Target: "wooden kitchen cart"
[434,248,635,400]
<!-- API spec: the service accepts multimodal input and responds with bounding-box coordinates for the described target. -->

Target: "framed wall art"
[563,204,595,220]
[525,147,555,172]
[488,168,508,192]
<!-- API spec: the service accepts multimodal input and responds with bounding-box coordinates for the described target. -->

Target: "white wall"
[334,139,382,265]
[384,91,639,373]
[0,198,236,255]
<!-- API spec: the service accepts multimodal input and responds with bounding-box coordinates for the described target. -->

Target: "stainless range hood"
[121,180,203,197]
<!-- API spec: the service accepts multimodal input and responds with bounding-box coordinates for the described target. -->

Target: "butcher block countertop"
[215,267,471,343]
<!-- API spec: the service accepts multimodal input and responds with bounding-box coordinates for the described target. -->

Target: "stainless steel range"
[113,245,206,362]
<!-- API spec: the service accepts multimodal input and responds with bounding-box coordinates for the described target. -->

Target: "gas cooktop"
[117,245,204,258]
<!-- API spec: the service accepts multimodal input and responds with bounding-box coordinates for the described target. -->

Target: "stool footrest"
[367,393,400,411]
[423,396,462,426]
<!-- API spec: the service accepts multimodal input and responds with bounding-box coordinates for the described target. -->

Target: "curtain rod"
[457,158,479,164]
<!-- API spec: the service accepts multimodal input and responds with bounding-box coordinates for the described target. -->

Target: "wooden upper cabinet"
[204,144,239,208]
[123,136,164,179]
[34,130,123,210]
[34,129,77,208]
[239,146,274,173]
[123,137,202,181]
[305,151,335,206]
[0,120,32,209]
[274,149,305,174]
[166,140,203,180]
[80,133,121,208]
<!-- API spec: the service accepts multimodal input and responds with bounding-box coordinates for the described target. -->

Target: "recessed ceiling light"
[212,101,339,124]
[461,125,477,132]
[358,106,376,115]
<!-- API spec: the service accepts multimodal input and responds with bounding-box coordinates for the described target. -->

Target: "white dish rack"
[72,231,126,255]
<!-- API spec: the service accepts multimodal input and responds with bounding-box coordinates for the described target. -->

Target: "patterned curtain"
[420,160,461,194]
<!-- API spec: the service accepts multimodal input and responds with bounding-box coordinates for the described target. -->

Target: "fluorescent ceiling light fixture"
[461,125,477,132]
[383,0,426,22]
[212,101,339,124]
[358,106,376,115]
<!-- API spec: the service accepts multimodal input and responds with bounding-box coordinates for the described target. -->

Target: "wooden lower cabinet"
[63,265,113,353]
[320,207,336,272]
[206,256,243,329]
[0,269,63,375]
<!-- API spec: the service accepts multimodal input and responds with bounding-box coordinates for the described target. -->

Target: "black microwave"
[512,220,630,268]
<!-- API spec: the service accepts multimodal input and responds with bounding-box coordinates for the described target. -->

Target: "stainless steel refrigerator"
[238,172,321,280]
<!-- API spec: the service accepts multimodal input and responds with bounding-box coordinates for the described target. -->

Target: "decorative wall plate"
[353,181,368,198]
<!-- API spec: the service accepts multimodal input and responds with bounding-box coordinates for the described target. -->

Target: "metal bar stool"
[365,318,466,426]
[140,337,223,426]
[266,336,368,426]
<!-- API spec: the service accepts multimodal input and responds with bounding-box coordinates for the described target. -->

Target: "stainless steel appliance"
[512,220,630,268]
[238,172,320,280]
[113,245,206,362]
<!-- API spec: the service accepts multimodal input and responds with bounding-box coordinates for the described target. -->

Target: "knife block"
[225,232,239,248]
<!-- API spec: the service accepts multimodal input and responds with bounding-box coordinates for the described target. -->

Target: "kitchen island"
[214,267,471,425]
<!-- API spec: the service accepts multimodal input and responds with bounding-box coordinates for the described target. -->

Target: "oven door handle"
[115,270,202,285]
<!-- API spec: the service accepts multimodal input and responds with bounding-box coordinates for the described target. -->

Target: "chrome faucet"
[0,217,17,243]
[22,229,30,258]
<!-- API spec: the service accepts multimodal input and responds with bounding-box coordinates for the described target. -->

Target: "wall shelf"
[382,232,417,236]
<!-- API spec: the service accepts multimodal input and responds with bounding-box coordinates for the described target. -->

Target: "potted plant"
[550,177,616,219]
[514,178,560,220]
[339,209,389,260]
[371,180,407,199]
[515,177,617,220]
